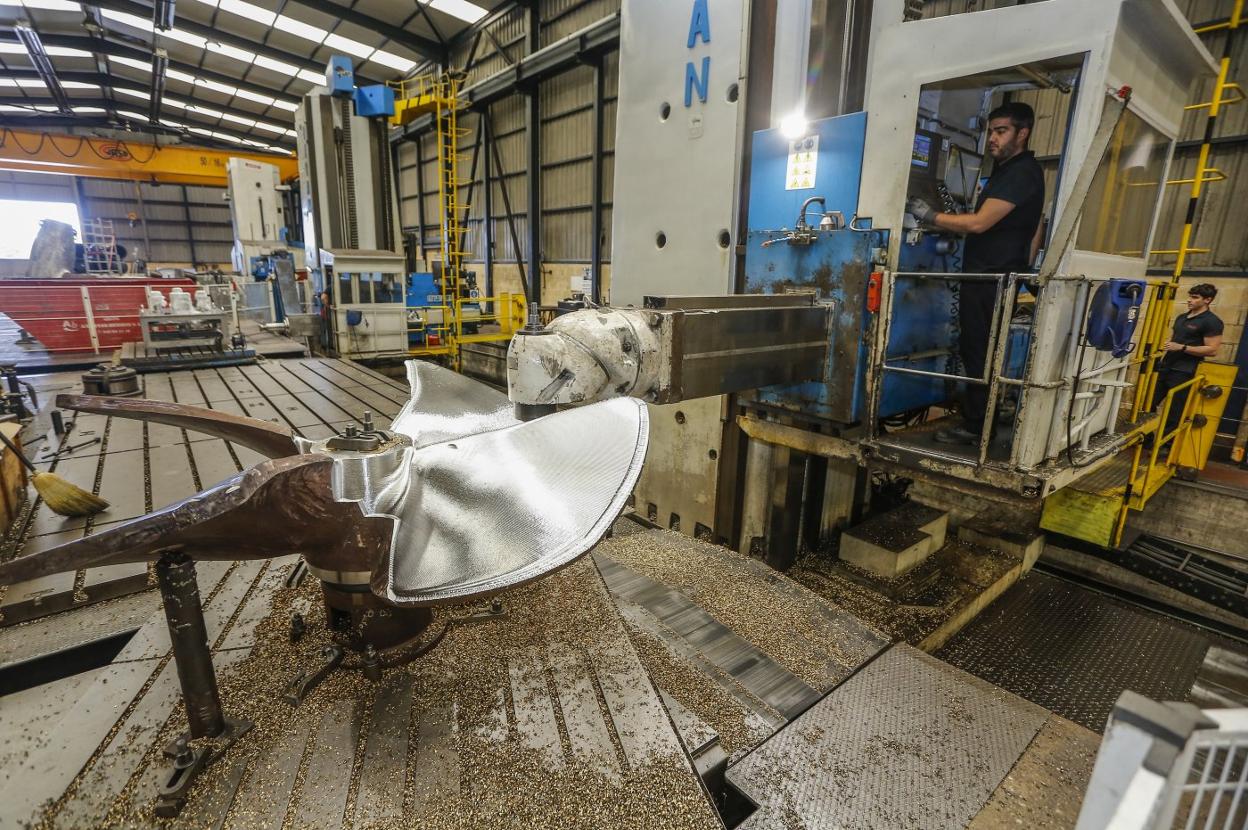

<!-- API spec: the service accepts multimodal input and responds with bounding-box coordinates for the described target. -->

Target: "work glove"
[907,197,937,226]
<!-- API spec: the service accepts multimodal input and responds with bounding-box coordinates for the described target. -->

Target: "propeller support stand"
[153,548,253,818]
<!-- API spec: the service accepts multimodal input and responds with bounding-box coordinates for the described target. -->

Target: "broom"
[0,430,109,517]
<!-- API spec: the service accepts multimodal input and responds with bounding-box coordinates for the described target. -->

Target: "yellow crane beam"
[0,128,299,186]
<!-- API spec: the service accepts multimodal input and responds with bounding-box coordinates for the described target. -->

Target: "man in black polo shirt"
[1151,283,1224,436]
[908,102,1046,445]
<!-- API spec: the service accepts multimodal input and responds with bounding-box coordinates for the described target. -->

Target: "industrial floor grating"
[936,572,1236,732]
[726,644,1050,830]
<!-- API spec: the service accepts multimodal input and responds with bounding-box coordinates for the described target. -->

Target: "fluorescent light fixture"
[428,0,487,24]
[218,0,274,26]
[780,110,808,139]
[274,14,329,44]
[297,69,324,85]
[212,42,256,63]
[252,121,287,134]
[198,78,236,95]
[369,50,416,73]
[323,33,374,60]
[253,55,301,76]
[271,99,298,112]
[235,88,276,106]
[71,106,105,113]
[163,28,208,49]
[221,112,255,126]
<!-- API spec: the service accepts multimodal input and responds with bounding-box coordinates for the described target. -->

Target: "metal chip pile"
[37,558,722,830]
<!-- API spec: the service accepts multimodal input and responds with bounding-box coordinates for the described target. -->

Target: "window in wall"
[1076,107,1171,258]
[376,273,403,303]
[0,199,81,259]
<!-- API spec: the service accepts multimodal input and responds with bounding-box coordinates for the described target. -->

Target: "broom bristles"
[31,471,110,517]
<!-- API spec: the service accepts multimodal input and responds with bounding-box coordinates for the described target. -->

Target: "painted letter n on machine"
[685,0,711,108]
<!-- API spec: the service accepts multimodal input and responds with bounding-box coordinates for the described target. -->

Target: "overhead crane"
[0,127,299,186]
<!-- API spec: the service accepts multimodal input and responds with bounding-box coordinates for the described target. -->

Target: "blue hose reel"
[1085,278,1146,358]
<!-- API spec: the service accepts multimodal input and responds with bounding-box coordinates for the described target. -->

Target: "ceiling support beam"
[152,0,175,30]
[2,68,295,148]
[80,0,381,84]
[14,22,73,114]
[149,47,167,122]
[288,0,445,63]
[0,31,303,107]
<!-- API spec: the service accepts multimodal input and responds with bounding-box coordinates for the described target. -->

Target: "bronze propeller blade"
[0,455,394,586]
[56,395,300,459]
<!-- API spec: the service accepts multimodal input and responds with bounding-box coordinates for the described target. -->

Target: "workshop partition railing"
[871,270,1024,467]
[1076,691,1248,830]
[872,270,1160,477]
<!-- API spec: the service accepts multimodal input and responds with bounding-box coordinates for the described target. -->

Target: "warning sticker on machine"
[786,136,819,190]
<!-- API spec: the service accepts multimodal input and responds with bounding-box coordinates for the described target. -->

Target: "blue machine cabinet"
[744,112,887,424]
[745,228,883,423]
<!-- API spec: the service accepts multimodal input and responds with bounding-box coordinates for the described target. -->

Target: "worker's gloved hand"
[906,197,938,226]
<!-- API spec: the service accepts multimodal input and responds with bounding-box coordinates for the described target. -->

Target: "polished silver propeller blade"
[390,359,519,448]
[361,396,649,606]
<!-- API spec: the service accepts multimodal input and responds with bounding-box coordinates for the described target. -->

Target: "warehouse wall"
[0,169,232,274]
[394,0,620,304]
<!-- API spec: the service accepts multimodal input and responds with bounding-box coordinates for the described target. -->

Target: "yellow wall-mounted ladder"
[1041,3,1244,548]
[390,75,525,368]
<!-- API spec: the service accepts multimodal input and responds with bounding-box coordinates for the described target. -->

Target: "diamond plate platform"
[725,644,1049,830]
[936,572,1224,731]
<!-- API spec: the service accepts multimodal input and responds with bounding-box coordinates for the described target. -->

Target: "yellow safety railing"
[1102,2,1245,546]
[407,293,526,356]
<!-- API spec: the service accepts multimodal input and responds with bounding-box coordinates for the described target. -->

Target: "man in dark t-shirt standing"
[1150,283,1224,436]
[908,102,1046,445]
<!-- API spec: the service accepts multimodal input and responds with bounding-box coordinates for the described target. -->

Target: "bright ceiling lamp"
[218,0,274,25]
[252,55,300,76]
[368,50,416,73]
[428,0,487,24]
[323,33,374,61]
[780,110,808,140]
[274,14,329,43]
